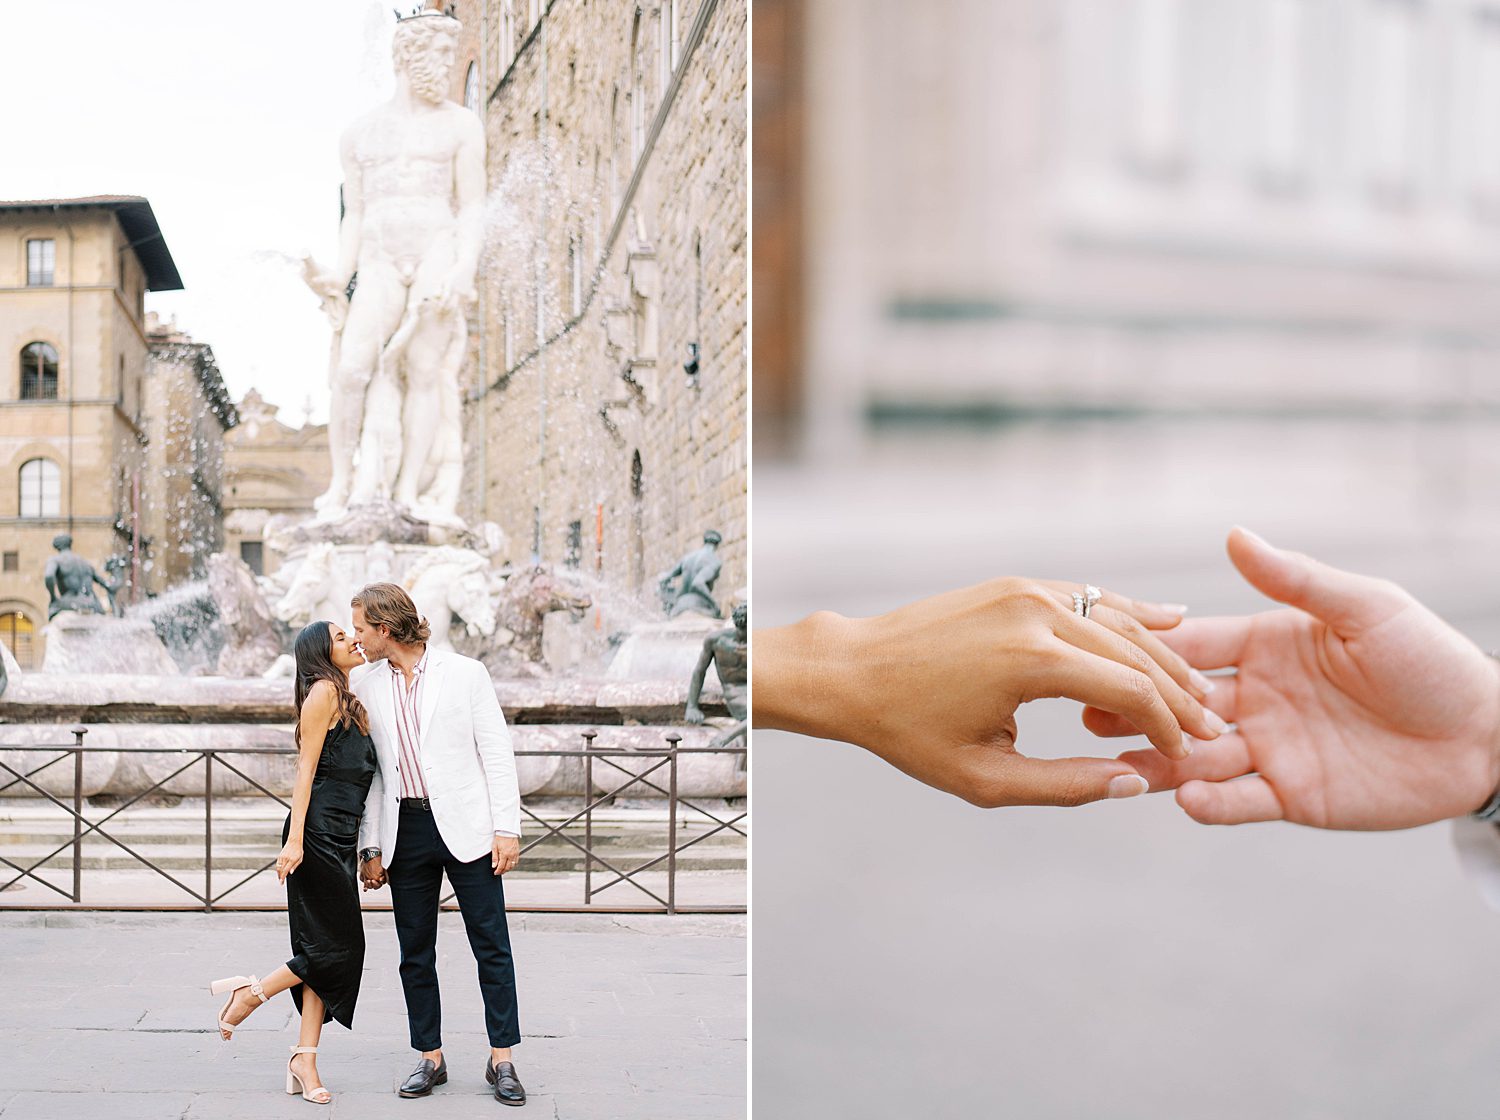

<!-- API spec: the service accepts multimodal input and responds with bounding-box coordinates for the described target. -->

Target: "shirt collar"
[389,647,429,678]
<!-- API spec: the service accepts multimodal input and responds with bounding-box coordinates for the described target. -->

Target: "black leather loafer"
[399,1057,448,1098]
[485,1058,527,1106]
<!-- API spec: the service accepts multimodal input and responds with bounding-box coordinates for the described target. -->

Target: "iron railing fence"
[0,729,746,914]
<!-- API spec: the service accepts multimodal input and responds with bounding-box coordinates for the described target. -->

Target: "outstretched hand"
[1093,528,1500,829]
[755,577,1227,808]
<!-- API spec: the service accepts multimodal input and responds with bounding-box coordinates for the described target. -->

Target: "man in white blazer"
[350,582,527,1106]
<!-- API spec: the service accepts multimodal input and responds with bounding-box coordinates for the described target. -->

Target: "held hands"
[276,839,304,884]
[1095,528,1500,829]
[360,855,387,891]
[492,834,520,876]
[755,577,1227,808]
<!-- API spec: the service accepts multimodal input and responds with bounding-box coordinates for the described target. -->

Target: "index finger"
[1038,644,1191,760]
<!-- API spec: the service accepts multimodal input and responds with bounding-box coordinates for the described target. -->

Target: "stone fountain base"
[605,614,725,682]
[0,670,737,799]
[41,614,179,677]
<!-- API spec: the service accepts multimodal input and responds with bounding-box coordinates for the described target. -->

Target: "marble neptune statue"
[305,2,485,525]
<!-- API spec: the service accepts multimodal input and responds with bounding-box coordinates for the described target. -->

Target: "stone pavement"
[0,911,744,1119]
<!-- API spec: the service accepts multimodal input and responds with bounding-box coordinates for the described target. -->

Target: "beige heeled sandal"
[287,1046,332,1104]
[208,974,267,1040]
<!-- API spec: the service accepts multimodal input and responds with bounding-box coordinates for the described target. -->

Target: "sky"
[5,0,407,424]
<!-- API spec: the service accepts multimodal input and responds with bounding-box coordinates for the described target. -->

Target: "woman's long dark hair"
[293,621,370,747]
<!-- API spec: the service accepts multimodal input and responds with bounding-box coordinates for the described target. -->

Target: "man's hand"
[754,577,1226,808]
[1093,528,1500,829]
[360,855,387,891]
[492,835,520,876]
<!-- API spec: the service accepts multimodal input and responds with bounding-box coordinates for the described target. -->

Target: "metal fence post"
[665,732,681,915]
[71,727,86,903]
[581,730,597,905]
[204,751,214,912]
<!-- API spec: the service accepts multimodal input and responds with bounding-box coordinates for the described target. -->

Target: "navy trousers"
[387,803,521,1050]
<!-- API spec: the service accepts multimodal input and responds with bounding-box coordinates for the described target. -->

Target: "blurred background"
[752,0,1500,1116]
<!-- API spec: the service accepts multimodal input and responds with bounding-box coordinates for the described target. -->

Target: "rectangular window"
[19,460,61,518]
[26,239,55,286]
[2,552,17,573]
[239,541,265,576]
[564,520,582,569]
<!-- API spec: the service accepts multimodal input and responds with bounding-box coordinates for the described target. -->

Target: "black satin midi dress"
[280,718,377,1029]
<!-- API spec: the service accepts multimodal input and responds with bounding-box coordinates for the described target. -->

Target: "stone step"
[1,841,746,875]
[0,821,747,851]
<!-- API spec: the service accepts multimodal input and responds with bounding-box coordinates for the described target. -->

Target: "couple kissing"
[209,581,527,1106]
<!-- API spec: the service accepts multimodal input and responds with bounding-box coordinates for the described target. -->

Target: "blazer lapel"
[418,648,447,739]
[366,659,401,778]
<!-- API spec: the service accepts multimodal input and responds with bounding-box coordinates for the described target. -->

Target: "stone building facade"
[0,196,182,667]
[222,390,330,577]
[777,0,1500,453]
[446,0,746,610]
[139,314,237,594]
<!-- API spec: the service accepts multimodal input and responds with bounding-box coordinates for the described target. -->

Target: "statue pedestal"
[605,615,723,683]
[273,499,480,551]
[42,613,180,676]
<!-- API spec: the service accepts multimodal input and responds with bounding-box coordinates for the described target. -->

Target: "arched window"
[0,611,35,670]
[464,61,480,114]
[19,342,58,400]
[19,458,61,518]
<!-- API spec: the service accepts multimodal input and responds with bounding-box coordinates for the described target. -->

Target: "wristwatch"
[1472,652,1500,821]
[360,847,381,862]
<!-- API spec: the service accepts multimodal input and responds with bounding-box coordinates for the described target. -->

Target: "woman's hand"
[276,839,304,883]
[753,577,1225,808]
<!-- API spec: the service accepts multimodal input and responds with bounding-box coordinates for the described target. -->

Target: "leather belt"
[399,797,432,812]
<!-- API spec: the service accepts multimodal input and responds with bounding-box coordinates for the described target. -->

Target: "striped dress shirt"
[390,650,430,800]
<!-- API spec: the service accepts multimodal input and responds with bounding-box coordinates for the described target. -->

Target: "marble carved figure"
[305,3,484,525]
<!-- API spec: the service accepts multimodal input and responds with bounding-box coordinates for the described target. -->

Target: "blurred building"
[445,0,746,604]
[766,0,1500,454]
[140,314,237,593]
[222,390,329,578]
[0,196,183,667]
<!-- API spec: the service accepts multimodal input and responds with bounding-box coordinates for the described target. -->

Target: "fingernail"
[1204,709,1230,735]
[1235,525,1271,549]
[1158,602,1189,615]
[1189,668,1216,694]
[1108,774,1149,799]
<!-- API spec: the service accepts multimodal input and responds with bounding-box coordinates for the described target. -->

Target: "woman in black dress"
[208,620,376,1104]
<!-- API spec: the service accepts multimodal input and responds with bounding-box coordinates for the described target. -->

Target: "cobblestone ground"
[753,417,1500,1120]
[0,911,744,1119]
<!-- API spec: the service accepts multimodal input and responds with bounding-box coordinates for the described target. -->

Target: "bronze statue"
[686,603,747,745]
[659,530,724,618]
[43,534,112,620]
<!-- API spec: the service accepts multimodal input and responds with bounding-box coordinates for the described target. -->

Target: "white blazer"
[354,647,522,865]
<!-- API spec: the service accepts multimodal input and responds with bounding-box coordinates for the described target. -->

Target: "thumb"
[987,755,1151,808]
[1226,526,1405,635]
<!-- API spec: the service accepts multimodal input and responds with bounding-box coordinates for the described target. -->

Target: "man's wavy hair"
[352,582,432,645]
